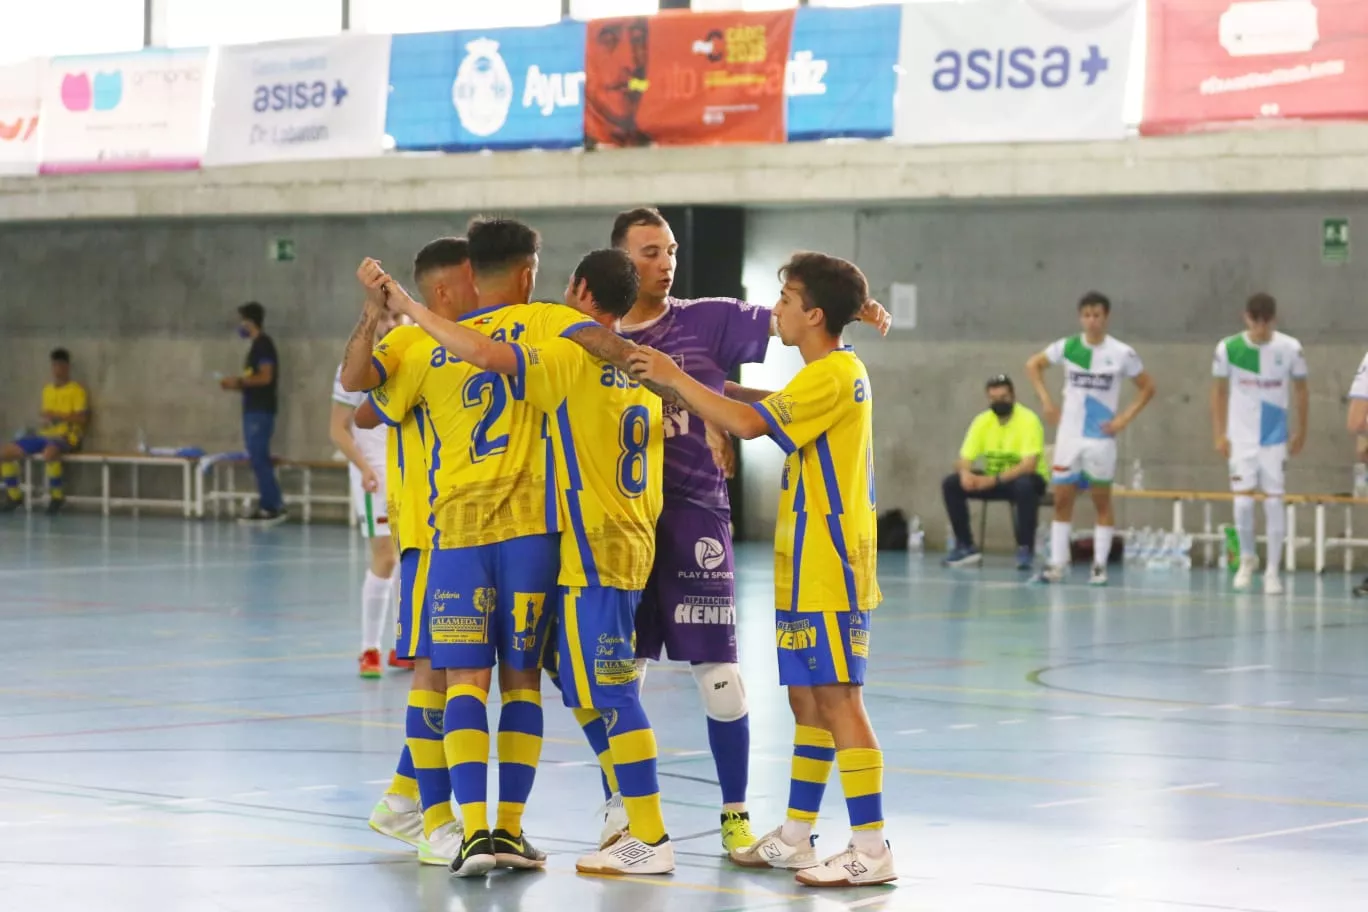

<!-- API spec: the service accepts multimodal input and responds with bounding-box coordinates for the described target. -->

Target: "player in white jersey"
[1026,292,1155,585]
[1210,294,1308,595]
[329,309,409,678]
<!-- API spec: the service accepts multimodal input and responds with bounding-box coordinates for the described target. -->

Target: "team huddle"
[331,209,897,887]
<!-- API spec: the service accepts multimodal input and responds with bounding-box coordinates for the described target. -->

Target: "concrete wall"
[4,196,1366,543]
[741,197,1368,547]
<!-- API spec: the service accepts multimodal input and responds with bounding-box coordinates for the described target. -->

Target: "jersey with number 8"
[511,338,664,589]
[367,302,598,550]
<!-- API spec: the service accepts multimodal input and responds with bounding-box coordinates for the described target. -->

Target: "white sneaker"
[367,793,424,848]
[417,819,465,866]
[795,841,897,888]
[1090,564,1108,587]
[1264,571,1284,595]
[1233,555,1259,592]
[1033,564,1066,584]
[729,825,818,870]
[576,834,675,875]
[598,794,629,849]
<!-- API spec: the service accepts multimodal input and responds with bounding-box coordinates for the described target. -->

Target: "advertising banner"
[1143,0,1368,135]
[0,59,42,176]
[584,10,794,148]
[787,5,900,141]
[387,22,586,152]
[205,33,392,167]
[40,48,208,174]
[895,0,1138,145]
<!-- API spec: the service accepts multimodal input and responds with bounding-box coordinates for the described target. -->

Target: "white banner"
[0,59,42,176]
[895,0,1138,145]
[205,34,392,167]
[40,49,208,174]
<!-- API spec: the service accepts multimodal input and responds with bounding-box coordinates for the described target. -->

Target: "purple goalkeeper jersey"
[619,296,772,516]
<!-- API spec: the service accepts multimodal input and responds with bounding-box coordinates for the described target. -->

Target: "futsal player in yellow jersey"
[1,348,89,514]
[385,248,678,876]
[358,218,643,880]
[630,252,897,888]
[346,239,477,866]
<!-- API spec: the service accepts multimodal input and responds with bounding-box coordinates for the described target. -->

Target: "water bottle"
[1130,458,1144,491]
[1355,463,1368,498]
[908,515,924,552]
[136,427,148,454]
[1222,525,1241,572]
[1178,533,1194,570]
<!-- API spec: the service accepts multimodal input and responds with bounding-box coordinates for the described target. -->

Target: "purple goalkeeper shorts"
[635,503,738,664]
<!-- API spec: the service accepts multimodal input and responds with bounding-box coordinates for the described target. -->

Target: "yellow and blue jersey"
[38,382,89,447]
[368,302,597,550]
[511,337,664,590]
[371,324,432,552]
[751,348,881,614]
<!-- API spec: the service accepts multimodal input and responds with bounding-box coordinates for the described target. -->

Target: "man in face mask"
[942,375,1048,570]
[220,301,285,525]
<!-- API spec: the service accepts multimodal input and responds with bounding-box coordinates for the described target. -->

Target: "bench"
[1111,489,1368,574]
[198,454,352,524]
[20,452,198,517]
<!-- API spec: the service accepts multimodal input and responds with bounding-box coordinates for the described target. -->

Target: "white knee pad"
[691,662,748,722]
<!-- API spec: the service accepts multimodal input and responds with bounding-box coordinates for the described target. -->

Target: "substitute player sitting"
[1211,292,1308,595]
[386,248,677,876]
[630,252,896,888]
[1,348,88,514]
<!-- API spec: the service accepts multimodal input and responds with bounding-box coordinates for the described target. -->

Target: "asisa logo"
[931,45,1110,92]
[61,72,123,112]
[253,79,349,113]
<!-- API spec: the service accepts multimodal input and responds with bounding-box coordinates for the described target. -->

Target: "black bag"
[877,509,909,551]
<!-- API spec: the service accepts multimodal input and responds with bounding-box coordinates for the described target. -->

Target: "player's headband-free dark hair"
[1078,291,1111,313]
[986,374,1014,393]
[611,207,668,248]
[413,236,470,281]
[238,301,265,326]
[778,251,869,337]
[573,248,640,319]
[50,348,71,363]
[1246,292,1277,321]
[466,216,540,275]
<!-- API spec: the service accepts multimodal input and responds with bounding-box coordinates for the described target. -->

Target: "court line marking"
[1032,782,1219,810]
[1206,815,1368,845]
[896,729,925,735]
[996,719,1025,726]
[1204,665,1271,675]
[948,724,977,730]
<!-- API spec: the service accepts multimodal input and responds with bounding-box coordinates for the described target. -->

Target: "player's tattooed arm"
[564,325,687,408]
[340,258,390,391]
[628,347,768,439]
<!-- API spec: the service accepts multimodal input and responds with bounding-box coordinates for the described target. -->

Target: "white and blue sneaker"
[943,544,982,568]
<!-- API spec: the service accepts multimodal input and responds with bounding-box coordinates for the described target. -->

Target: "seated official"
[1,348,89,515]
[942,374,1048,570]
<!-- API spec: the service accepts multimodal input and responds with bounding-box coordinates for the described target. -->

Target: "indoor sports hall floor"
[3,515,1366,912]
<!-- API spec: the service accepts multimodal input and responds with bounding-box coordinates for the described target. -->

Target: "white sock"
[1233,496,1257,559]
[850,828,886,855]
[361,570,393,652]
[635,657,650,690]
[780,818,813,846]
[1051,521,1072,568]
[1094,526,1114,568]
[1264,497,1286,573]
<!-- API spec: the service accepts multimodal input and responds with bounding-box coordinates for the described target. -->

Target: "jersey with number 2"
[368,302,596,550]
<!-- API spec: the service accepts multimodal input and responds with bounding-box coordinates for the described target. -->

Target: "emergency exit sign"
[1323,218,1349,264]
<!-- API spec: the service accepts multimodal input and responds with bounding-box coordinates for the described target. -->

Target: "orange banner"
[585,10,794,148]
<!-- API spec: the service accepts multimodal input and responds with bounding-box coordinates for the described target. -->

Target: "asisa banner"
[387,21,587,152]
[205,33,392,167]
[895,0,1138,145]
[40,48,208,174]
[1143,0,1368,135]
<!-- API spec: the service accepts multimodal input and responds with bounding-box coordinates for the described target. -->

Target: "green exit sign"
[269,238,296,262]
[1323,218,1349,265]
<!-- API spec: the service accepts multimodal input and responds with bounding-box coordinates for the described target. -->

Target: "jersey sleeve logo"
[766,392,796,425]
[373,385,390,406]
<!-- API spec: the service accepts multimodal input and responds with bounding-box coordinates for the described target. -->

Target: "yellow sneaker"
[720,810,756,854]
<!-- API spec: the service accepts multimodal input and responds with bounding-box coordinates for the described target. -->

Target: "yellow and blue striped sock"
[572,706,619,800]
[405,690,454,836]
[389,743,419,803]
[45,460,63,500]
[444,683,491,835]
[786,725,835,832]
[837,747,885,832]
[2,461,21,501]
[495,689,543,837]
[607,702,665,845]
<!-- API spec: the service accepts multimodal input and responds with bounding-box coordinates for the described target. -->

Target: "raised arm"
[387,285,519,375]
[340,258,391,391]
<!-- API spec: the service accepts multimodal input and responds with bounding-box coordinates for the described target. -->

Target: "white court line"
[1033,797,1095,809]
[674,750,710,757]
[1207,815,1368,845]
[1204,665,1271,675]
[996,719,1025,726]
[362,779,391,786]
[298,784,337,792]
[1212,704,1241,710]
[948,723,978,730]
[897,729,925,735]
[1034,782,1218,810]
[1049,715,1079,721]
